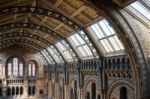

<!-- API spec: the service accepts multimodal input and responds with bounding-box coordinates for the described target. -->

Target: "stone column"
[64,84,70,99]
[80,88,85,99]
[23,81,28,97]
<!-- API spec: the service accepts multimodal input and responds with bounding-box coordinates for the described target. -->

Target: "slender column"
[64,84,70,99]
[80,88,84,99]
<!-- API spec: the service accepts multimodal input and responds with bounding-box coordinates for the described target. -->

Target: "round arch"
[107,80,134,99]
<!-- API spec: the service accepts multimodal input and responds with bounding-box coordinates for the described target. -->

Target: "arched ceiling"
[0,0,102,53]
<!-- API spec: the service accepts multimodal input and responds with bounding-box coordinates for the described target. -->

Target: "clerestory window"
[7,57,24,77]
[28,61,37,77]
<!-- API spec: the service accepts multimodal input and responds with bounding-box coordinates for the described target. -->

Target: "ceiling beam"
[0,23,63,41]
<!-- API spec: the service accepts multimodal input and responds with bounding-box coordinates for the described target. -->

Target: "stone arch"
[104,10,147,98]
[107,80,134,99]
[84,78,96,91]
[120,86,127,99]
[91,83,96,99]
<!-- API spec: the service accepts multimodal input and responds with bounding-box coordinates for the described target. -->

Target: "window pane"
[91,24,105,39]
[78,47,87,56]
[13,58,18,76]
[99,20,112,36]
[108,36,121,51]
[0,64,2,76]
[69,33,93,58]
[19,63,23,76]
[114,36,124,50]
[131,1,150,20]
[100,39,113,52]
[70,34,85,46]
[56,41,75,61]
[32,64,35,76]
[8,63,12,76]
[88,19,125,54]
[28,64,31,76]
[82,45,93,56]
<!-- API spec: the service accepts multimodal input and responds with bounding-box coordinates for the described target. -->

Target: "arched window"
[12,87,15,96]
[91,83,96,99]
[0,87,2,97]
[13,58,18,76]
[120,87,127,99]
[97,95,101,99]
[0,64,3,76]
[7,56,24,77]
[7,87,11,96]
[16,87,19,96]
[28,86,31,96]
[20,87,23,95]
[28,61,37,77]
[32,86,35,95]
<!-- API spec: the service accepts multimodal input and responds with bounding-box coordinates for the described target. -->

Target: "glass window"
[28,64,32,76]
[0,64,2,76]
[41,50,55,64]
[28,61,37,77]
[130,1,150,20]
[88,19,124,54]
[13,58,18,76]
[19,63,23,76]
[38,53,49,64]
[56,41,76,61]
[7,57,24,77]
[32,64,35,76]
[68,33,94,59]
[8,63,12,76]
[47,46,63,63]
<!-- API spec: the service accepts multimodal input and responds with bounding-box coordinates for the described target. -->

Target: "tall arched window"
[7,56,24,77]
[74,80,77,99]
[28,61,37,77]
[7,87,11,96]
[97,95,101,99]
[0,64,3,76]
[120,87,127,99]
[20,87,23,95]
[91,83,96,99]
[0,87,2,97]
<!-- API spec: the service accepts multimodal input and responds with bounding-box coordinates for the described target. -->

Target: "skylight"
[56,40,77,61]
[88,19,124,54]
[41,50,55,64]
[47,46,64,63]
[38,53,49,64]
[68,33,94,59]
[130,1,150,20]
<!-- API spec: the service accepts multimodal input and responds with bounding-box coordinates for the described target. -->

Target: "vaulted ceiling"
[0,0,102,53]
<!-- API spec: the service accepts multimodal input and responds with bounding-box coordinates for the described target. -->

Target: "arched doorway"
[91,83,96,99]
[120,87,127,99]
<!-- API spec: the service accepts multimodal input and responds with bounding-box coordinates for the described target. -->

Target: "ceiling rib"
[0,38,46,49]
[0,23,63,41]
[0,31,52,46]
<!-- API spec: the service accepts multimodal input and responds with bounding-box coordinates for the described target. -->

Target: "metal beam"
[0,23,63,40]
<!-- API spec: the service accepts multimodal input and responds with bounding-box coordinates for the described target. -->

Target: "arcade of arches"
[0,0,149,99]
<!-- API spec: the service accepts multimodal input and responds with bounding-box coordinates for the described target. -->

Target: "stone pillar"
[80,88,84,99]
[23,80,28,97]
[64,84,70,99]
